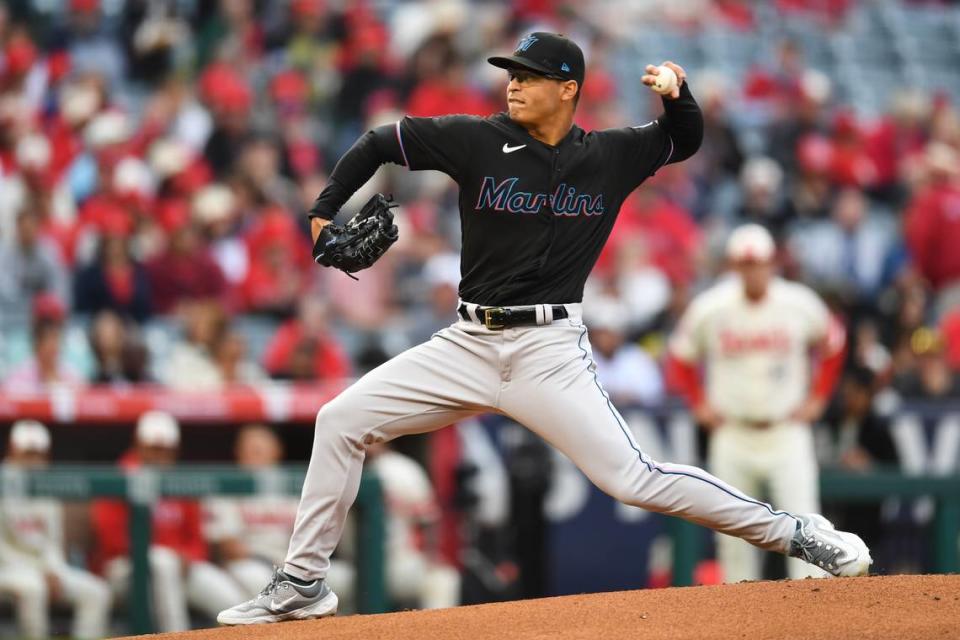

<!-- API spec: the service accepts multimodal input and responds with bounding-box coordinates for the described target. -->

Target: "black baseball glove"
[312,193,399,278]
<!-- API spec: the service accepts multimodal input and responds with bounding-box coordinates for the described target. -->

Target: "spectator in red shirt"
[240,207,310,316]
[788,134,836,220]
[600,188,702,286]
[406,55,496,118]
[905,142,960,296]
[865,92,930,191]
[0,32,38,96]
[262,296,351,382]
[742,39,804,107]
[73,206,151,322]
[199,63,254,178]
[146,213,227,314]
[829,110,880,189]
[90,411,244,632]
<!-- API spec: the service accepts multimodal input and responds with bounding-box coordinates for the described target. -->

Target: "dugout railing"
[0,465,386,635]
[3,464,959,631]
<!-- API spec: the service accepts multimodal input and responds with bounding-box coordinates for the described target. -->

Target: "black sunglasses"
[508,69,567,83]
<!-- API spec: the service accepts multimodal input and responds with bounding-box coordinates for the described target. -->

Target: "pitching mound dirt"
[121,574,960,640]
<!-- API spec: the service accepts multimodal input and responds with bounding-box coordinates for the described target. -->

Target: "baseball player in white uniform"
[218,35,871,626]
[0,420,112,639]
[668,224,848,582]
[94,411,245,632]
[367,443,460,610]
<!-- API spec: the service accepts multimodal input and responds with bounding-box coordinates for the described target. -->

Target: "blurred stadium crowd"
[1,0,959,403]
[2,0,960,634]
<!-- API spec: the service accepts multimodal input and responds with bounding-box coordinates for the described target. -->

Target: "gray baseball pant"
[284,304,799,580]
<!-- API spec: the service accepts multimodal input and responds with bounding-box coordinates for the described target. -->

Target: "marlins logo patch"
[515,35,538,52]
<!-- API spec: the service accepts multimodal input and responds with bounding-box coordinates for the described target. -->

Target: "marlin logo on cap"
[515,35,538,52]
[561,62,570,72]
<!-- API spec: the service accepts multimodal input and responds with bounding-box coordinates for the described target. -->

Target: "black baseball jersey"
[310,84,703,306]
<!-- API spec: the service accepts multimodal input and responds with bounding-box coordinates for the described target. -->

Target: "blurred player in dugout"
[668,224,846,582]
[90,411,245,632]
[0,420,112,639]
[203,425,356,611]
[204,425,458,612]
[366,441,460,610]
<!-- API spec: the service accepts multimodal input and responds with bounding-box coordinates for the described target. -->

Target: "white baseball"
[652,65,678,95]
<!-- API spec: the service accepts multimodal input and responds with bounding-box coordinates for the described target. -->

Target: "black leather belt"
[457,303,569,330]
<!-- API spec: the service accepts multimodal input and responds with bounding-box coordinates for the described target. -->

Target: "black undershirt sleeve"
[655,81,703,165]
[307,124,404,220]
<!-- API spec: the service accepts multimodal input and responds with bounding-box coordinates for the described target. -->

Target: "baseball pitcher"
[218,32,871,625]
[668,224,848,582]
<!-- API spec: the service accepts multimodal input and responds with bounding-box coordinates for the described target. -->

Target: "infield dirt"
[118,574,960,640]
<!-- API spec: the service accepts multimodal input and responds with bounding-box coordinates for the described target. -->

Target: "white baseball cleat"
[789,514,872,577]
[217,568,338,625]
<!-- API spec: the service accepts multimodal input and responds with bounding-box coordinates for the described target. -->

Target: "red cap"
[797,134,835,174]
[219,80,252,113]
[271,70,309,105]
[199,63,233,102]
[156,199,191,233]
[70,0,100,12]
[833,110,861,139]
[4,36,38,76]
[291,0,326,16]
[33,293,66,321]
[99,205,135,237]
[46,50,72,83]
[82,199,134,237]
[170,159,212,195]
[743,68,777,99]
[355,23,386,49]
[199,63,252,113]
[246,207,301,255]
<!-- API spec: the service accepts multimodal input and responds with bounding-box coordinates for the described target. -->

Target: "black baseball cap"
[488,32,585,88]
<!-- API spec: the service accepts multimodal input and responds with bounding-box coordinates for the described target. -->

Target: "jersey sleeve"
[794,285,831,344]
[793,285,846,399]
[669,294,710,362]
[597,122,674,192]
[397,115,480,180]
[599,83,703,192]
